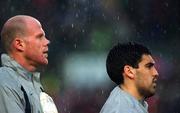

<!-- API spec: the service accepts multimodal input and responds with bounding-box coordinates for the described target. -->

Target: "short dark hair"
[106,42,151,85]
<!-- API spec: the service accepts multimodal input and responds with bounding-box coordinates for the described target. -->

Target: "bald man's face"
[23,18,50,66]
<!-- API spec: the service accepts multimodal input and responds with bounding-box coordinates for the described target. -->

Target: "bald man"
[0,15,58,113]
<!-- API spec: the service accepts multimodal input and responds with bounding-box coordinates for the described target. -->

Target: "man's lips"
[43,50,48,58]
[43,53,48,58]
[152,78,158,87]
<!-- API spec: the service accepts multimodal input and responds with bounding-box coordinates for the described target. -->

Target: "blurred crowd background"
[0,0,180,113]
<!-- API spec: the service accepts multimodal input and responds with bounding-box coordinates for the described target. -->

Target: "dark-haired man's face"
[134,54,159,98]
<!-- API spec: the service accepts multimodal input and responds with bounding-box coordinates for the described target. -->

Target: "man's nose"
[154,68,159,77]
[45,37,50,45]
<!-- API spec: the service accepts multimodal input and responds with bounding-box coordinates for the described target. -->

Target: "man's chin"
[139,88,156,99]
[43,61,48,65]
[36,60,48,70]
[42,59,48,65]
[147,89,156,98]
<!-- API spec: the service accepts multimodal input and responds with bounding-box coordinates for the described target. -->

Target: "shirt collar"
[1,53,40,81]
[118,86,148,110]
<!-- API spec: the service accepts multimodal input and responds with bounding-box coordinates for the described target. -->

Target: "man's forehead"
[140,54,155,64]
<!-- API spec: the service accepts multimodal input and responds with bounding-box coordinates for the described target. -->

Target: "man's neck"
[120,84,145,101]
[9,53,37,72]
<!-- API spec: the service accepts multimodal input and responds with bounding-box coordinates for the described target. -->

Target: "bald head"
[1,15,39,53]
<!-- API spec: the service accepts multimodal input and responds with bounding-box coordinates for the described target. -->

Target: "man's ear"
[12,38,25,51]
[123,65,135,79]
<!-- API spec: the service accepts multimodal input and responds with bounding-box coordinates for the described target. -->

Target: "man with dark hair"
[0,15,58,113]
[100,42,159,113]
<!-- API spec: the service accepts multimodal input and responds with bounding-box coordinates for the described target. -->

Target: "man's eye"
[147,65,152,68]
[146,63,154,68]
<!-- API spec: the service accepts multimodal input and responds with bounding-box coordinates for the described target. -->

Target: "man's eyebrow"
[145,62,155,67]
[36,33,44,37]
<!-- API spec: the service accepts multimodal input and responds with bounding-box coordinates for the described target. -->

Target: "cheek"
[29,43,41,51]
[26,45,41,57]
[137,72,151,86]
[143,76,153,88]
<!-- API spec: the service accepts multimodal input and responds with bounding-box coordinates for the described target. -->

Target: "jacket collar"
[1,53,40,81]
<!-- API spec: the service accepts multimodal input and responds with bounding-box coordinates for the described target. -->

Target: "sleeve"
[0,85,25,113]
